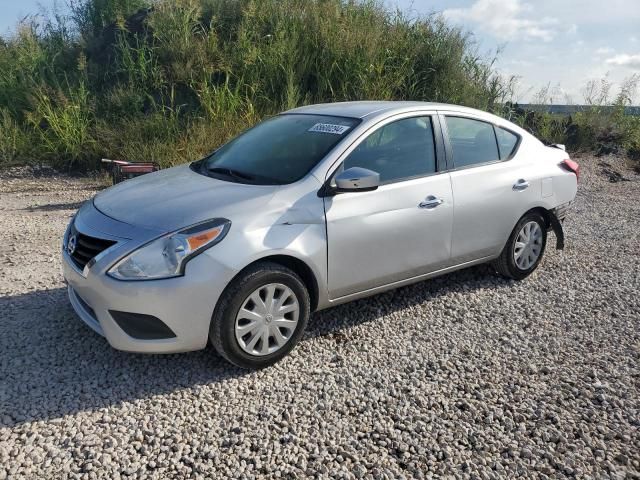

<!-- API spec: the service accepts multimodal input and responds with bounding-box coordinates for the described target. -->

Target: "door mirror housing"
[334,167,380,193]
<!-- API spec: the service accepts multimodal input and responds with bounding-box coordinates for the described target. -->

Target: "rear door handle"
[419,195,444,209]
[513,179,530,191]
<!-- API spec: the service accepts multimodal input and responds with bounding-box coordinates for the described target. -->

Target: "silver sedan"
[62,101,579,368]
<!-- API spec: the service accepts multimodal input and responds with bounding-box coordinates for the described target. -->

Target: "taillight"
[561,159,580,181]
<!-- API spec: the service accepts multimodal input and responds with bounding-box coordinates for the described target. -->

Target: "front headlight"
[107,219,231,280]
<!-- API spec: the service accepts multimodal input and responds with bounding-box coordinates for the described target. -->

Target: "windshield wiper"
[206,166,255,182]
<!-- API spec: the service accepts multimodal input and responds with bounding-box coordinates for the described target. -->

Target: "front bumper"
[62,202,237,353]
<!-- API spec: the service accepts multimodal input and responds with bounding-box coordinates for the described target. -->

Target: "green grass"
[0,0,637,171]
[0,0,517,170]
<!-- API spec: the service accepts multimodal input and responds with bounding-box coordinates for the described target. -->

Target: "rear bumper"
[552,201,573,222]
[549,201,572,250]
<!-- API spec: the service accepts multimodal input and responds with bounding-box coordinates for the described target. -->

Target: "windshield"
[199,114,360,185]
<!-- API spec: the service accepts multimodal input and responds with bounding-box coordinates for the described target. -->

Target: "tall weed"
[4,0,635,171]
[0,109,31,165]
[27,81,93,168]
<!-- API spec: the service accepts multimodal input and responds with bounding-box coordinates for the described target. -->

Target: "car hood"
[93,164,279,232]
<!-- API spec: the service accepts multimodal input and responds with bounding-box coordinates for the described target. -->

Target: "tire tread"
[492,212,547,281]
[209,262,310,369]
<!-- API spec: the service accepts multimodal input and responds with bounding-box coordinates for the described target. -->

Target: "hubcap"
[513,221,543,270]
[235,283,300,356]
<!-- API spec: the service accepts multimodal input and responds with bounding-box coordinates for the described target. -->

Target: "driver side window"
[342,116,437,184]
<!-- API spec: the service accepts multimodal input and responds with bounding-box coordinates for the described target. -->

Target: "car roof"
[284,101,490,120]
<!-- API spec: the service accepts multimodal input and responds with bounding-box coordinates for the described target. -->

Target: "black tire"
[493,211,547,280]
[209,262,310,369]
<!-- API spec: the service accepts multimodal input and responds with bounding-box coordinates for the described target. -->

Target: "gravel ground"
[1,156,639,479]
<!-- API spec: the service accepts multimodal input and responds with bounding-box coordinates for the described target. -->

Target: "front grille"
[67,225,116,270]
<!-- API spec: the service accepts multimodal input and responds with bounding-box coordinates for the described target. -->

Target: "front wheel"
[493,212,547,280]
[209,262,310,369]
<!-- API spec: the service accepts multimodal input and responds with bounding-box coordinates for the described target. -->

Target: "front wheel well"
[237,255,320,312]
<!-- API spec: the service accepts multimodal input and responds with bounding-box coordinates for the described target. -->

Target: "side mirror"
[334,167,380,193]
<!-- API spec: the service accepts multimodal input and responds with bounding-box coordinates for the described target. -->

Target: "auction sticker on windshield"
[308,123,351,135]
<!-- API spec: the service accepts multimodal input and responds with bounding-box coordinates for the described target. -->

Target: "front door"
[323,115,454,299]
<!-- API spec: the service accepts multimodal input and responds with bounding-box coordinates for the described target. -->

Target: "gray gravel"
[1,156,639,479]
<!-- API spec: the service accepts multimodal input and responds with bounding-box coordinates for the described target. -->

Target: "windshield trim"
[193,113,361,186]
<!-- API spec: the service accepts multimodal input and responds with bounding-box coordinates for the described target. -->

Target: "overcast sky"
[2,0,639,104]
[389,0,640,104]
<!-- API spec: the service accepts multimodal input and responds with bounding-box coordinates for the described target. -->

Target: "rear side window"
[495,127,519,159]
[343,116,436,183]
[445,116,499,168]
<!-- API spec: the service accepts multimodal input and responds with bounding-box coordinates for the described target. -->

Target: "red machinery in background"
[101,159,160,185]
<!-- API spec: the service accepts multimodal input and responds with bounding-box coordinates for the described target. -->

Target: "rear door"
[441,113,540,263]
[324,114,454,299]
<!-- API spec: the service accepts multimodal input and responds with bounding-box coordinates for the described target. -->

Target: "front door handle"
[513,179,530,191]
[419,195,444,209]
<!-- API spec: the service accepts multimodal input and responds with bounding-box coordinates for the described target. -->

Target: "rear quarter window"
[495,127,520,160]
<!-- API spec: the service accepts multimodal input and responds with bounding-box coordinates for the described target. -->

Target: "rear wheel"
[209,262,310,369]
[493,212,547,280]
